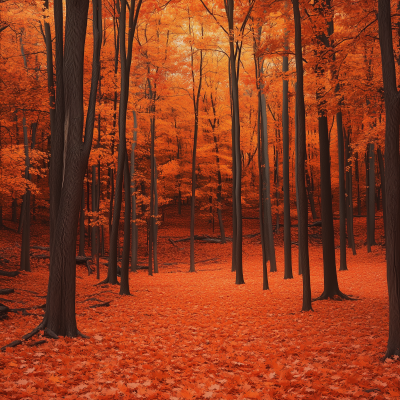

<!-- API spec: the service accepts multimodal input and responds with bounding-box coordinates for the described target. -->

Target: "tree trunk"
[154,158,159,274]
[119,151,130,295]
[368,143,376,247]
[366,149,371,253]
[78,184,85,257]
[293,0,312,311]
[282,50,293,279]
[20,115,32,272]
[260,91,277,273]
[345,130,356,255]
[378,0,400,358]
[131,111,138,272]
[377,146,386,242]
[355,152,361,216]
[42,0,102,337]
[257,104,268,290]
[337,112,347,271]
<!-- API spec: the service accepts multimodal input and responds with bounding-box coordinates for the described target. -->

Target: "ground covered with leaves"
[0,209,398,399]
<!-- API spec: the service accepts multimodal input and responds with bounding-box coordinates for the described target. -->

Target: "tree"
[39,0,102,337]
[292,0,312,312]
[378,0,400,359]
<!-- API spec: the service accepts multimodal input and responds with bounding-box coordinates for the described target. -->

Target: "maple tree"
[0,0,400,391]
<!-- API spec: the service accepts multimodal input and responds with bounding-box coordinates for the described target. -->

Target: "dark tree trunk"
[91,165,97,258]
[257,104,268,290]
[345,130,356,255]
[189,28,203,273]
[78,185,85,257]
[106,0,142,285]
[366,149,371,253]
[131,111,138,272]
[154,158,159,273]
[20,116,32,272]
[119,151,130,295]
[41,0,102,337]
[337,112,347,271]
[12,199,17,223]
[260,92,277,273]
[378,0,400,359]
[368,143,376,247]
[355,152,361,215]
[294,83,302,276]
[148,114,155,276]
[293,0,312,311]
[377,146,386,242]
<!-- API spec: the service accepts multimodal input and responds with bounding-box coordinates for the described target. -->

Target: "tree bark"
[42,0,102,337]
[378,0,400,359]
[293,0,312,311]
[119,150,130,295]
[368,143,376,248]
[131,111,138,272]
[337,112,347,271]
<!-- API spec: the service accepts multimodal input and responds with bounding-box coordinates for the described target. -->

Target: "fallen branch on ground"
[0,270,19,277]
[0,289,14,295]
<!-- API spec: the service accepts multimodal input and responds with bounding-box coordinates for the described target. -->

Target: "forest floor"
[0,205,399,399]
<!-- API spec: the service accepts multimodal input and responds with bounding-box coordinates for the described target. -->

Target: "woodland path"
[0,209,398,399]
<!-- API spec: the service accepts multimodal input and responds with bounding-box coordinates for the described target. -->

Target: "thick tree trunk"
[42,0,102,337]
[378,0,400,358]
[337,112,347,271]
[293,0,312,311]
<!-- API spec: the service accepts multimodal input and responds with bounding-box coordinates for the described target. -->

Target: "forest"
[1,0,400,398]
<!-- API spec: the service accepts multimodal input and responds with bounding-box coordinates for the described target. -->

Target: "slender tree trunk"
[91,165,97,258]
[131,111,138,272]
[20,115,32,272]
[282,47,293,279]
[119,151,130,295]
[148,115,155,276]
[257,105,268,290]
[355,152,361,215]
[345,130,356,255]
[293,0,312,311]
[368,143,376,247]
[154,158,159,273]
[260,92,277,273]
[377,146,386,242]
[294,83,302,275]
[366,149,371,252]
[337,112,347,271]
[79,185,85,257]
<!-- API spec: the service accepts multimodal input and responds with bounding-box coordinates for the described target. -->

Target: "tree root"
[1,340,22,352]
[89,301,111,308]
[77,330,90,339]
[28,340,46,347]
[44,328,58,339]
[22,327,40,340]
[312,290,357,302]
